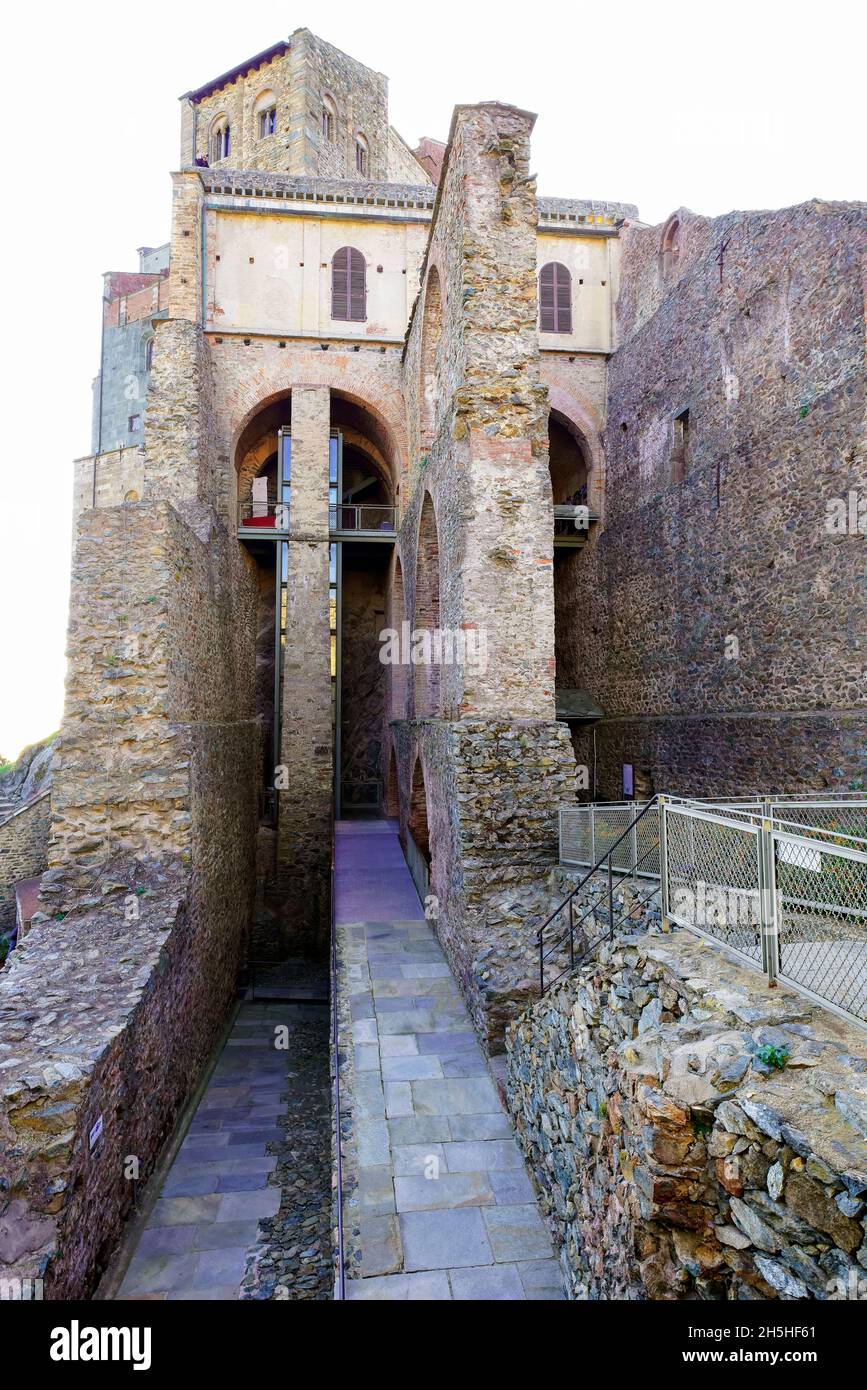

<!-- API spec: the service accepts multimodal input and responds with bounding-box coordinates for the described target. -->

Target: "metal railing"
[236,501,397,535]
[539,795,662,994]
[560,795,867,873]
[663,796,867,1026]
[553,503,599,539]
[546,793,867,1026]
[405,830,430,907]
[329,503,395,533]
[237,501,289,531]
[341,779,382,812]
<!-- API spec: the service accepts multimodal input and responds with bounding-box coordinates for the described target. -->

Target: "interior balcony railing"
[329,503,396,539]
[237,501,396,541]
[553,502,599,549]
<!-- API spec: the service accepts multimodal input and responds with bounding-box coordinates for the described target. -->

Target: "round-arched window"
[322,94,337,143]
[254,89,277,140]
[209,116,231,164]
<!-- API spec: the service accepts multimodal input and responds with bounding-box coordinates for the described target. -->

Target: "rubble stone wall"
[0,793,50,928]
[390,718,578,1050]
[507,928,867,1300]
[558,200,867,798]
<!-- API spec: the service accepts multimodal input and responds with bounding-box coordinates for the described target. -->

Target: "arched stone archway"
[384,743,400,818]
[414,493,441,719]
[408,755,431,863]
[419,265,444,449]
[388,554,408,720]
[544,385,605,519]
[225,364,409,490]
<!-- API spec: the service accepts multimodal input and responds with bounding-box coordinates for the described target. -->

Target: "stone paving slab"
[336,820,564,1300]
[116,1006,299,1300]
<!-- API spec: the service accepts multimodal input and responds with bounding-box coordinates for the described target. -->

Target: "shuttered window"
[331,247,367,322]
[539,262,572,333]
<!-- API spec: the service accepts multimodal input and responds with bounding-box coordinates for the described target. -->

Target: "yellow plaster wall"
[207,210,429,340]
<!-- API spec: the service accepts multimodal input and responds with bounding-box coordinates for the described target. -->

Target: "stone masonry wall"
[558,200,867,798]
[72,448,145,544]
[275,386,332,953]
[45,500,257,890]
[389,104,585,1048]
[187,29,389,182]
[390,718,578,1050]
[507,928,867,1300]
[2,186,263,1286]
[0,735,255,1297]
[1,483,259,1294]
[0,793,50,928]
[401,104,557,721]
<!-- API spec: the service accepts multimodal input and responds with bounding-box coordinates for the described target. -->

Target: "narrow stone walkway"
[336,819,564,1300]
[116,1000,331,1300]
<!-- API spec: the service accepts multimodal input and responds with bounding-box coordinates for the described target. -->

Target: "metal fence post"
[757,814,779,987]
[607,852,615,942]
[658,796,669,929]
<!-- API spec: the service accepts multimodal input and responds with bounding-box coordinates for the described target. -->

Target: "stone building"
[0,26,863,1298]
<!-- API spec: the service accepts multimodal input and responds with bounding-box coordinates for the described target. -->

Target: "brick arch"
[408,752,431,863]
[237,433,279,506]
[383,741,400,819]
[388,552,409,720]
[414,492,441,719]
[227,363,409,485]
[419,264,444,449]
[544,384,605,519]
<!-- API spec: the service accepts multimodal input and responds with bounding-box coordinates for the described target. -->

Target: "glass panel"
[280,433,292,511]
[329,435,339,485]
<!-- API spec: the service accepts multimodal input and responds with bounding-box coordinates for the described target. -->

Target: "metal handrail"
[330,835,346,1300]
[538,794,661,994]
[541,836,661,965]
[540,837,662,991]
[237,501,288,530]
[328,503,396,532]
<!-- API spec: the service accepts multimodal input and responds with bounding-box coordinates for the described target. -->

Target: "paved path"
[336,819,564,1300]
[116,1002,319,1300]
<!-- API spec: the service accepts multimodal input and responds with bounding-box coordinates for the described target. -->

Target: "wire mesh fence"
[557,793,867,1026]
[664,803,764,965]
[772,827,867,1023]
[560,803,663,878]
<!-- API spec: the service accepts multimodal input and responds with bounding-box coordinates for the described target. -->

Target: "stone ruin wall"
[389,105,582,1052]
[559,200,867,799]
[0,793,50,929]
[507,929,867,1300]
[0,299,261,1294]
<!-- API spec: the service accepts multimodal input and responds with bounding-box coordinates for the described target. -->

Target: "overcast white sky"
[0,0,863,760]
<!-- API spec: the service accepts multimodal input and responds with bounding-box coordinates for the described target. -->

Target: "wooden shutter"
[539,262,571,333]
[333,247,366,321]
[332,247,349,319]
[349,248,366,321]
